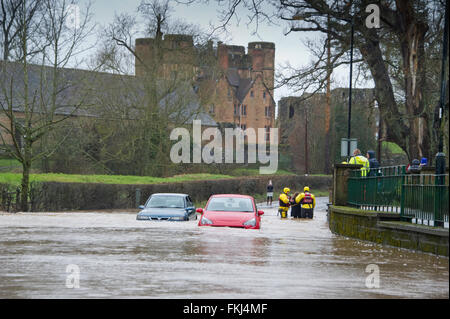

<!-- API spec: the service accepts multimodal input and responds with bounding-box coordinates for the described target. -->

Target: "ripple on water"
[0,198,448,298]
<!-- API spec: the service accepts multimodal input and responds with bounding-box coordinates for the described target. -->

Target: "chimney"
[217,42,229,69]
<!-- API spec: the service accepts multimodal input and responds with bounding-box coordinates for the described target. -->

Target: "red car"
[196,194,264,229]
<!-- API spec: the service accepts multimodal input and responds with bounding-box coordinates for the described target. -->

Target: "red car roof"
[209,194,254,199]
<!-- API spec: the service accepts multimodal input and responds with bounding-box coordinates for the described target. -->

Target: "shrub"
[2,175,332,212]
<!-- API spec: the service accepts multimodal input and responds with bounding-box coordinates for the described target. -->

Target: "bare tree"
[138,0,171,40]
[0,0,95,211]
[78,0,219,176]
[181,0,448,161]
[0,0,43,61]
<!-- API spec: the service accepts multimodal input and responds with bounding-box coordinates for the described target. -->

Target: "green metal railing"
[348,166,405,213]
[347,166,449,227]
[401,174,449,227]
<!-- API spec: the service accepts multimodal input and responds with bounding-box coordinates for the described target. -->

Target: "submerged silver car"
[136,193,196,221]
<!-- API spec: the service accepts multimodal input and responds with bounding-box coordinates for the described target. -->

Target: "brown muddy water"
[0,198,448,298]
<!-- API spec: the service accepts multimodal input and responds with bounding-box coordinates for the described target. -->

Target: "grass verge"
[0,172,237,186]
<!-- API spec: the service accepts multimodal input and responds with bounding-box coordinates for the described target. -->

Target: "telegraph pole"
[377,115,382,163]
[305,104,309,174]
[347,17,354,160]
[325,13,332,174]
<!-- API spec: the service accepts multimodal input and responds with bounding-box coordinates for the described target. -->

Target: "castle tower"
[133,35,276,138]
[248,42,275,93]
[135,34,195,78]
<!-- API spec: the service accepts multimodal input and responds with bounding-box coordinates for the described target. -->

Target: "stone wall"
[278,88,379,174]
[329,205,449,257]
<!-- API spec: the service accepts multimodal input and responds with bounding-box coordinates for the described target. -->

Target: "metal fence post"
[434,173,444,227]
[400,166,406,221]
[135,188,141,208]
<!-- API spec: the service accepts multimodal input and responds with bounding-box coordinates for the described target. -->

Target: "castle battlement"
[134,34,276,135]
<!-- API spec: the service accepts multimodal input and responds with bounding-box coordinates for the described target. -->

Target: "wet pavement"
[0,198,448,298]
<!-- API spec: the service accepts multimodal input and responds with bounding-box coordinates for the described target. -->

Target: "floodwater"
[0,198,448,299]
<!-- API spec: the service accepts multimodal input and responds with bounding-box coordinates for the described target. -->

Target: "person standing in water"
[278,187,291,218]
[266,180,274,206]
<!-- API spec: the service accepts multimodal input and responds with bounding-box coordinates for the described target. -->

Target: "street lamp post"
[347,17,354,161]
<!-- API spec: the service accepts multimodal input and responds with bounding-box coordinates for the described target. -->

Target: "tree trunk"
[359,36,409,154]
[324,15,331,174]
[20,160,30,212]
[358,3,430,162]
[398,1,429,160]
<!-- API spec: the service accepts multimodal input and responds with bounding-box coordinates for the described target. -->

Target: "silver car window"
[147,196,184,208]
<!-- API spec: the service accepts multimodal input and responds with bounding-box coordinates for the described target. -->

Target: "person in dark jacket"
[366,150,380,176]
[266,180,274,206]
[407,159,421,174]
[290,192,301,218]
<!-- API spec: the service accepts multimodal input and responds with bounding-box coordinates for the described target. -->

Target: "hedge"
[1,175,332,212]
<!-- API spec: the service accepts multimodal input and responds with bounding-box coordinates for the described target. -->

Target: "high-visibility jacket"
[295,192,316,209]
[279,193,290,211]
[349,155,369,176]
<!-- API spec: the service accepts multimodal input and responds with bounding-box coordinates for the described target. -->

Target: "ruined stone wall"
[279,88,378,174]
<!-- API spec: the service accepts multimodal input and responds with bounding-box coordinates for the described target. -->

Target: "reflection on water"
[0,198,448,298]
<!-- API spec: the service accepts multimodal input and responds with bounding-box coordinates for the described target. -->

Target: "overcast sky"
[81,0,361,103]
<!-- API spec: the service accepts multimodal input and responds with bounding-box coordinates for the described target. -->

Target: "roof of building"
[226,68,241,87]
[0,61,217,126]
[225,68,254,103]
[158,82,217,126]
[236,78,253,102]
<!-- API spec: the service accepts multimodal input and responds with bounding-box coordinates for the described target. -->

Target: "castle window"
[241,124,247,130]
[265,106,271,117]
[250,90,254,97]
[242,104,247,116]
[289,105,295,119]
[265,126,270,141]
[263,91,266,99]
[234,104,238,115]
[209,104,215,114]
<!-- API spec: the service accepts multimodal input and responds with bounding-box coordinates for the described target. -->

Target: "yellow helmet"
[283,187,290,194]
[341,161,347,164]
[304,186,310,192]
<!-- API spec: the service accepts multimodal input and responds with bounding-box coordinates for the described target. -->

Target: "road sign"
[341,138,357,157]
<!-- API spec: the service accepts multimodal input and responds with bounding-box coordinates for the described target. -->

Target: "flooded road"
[0,198,448,298]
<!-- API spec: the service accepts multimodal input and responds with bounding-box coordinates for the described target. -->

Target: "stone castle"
[134,34,276,140]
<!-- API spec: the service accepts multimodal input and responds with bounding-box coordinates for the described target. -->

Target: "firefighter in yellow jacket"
[278,187,291,218]
[348,149,369,176]
[294,186,316,219]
